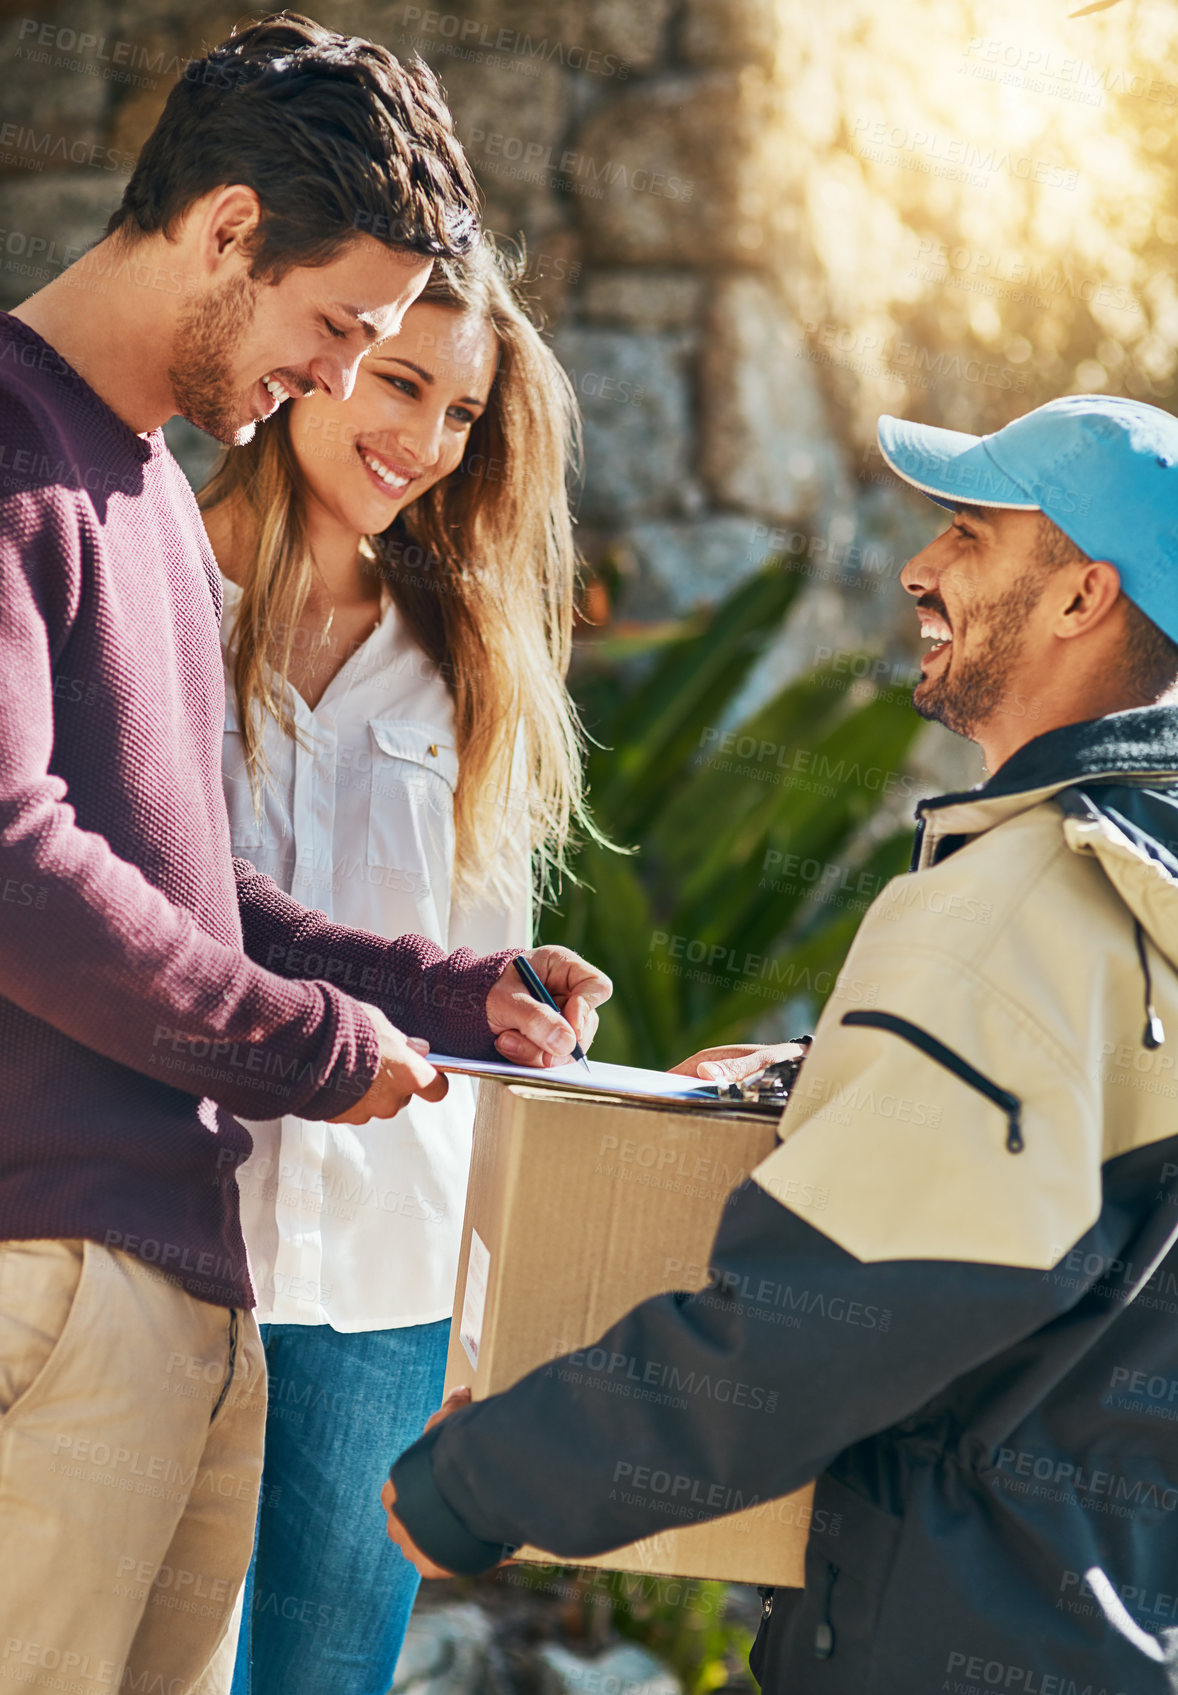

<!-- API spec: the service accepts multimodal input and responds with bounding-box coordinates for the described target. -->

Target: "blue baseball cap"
[877,395,1178,643]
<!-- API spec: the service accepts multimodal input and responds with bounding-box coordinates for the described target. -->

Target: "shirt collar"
[911,705,1178,868]
[919,705,1178,821]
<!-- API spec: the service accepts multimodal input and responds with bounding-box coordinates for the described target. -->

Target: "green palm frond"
[542,564,926,1067]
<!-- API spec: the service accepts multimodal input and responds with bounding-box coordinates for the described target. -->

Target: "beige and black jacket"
[393,705,1178,1695]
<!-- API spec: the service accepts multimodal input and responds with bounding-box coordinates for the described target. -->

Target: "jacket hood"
[1057,785,1178,986]
[922,704,1178,810]
[915,703,1178,1001]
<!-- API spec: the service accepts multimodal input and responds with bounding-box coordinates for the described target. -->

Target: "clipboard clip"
[705,1052,807,1112]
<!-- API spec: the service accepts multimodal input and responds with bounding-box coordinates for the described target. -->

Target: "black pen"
[512,954,590,1072]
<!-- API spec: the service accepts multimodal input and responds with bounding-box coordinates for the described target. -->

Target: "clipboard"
[428,1051,717,1108]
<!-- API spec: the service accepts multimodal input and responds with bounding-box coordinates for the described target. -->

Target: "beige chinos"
[0,1240,265,1695]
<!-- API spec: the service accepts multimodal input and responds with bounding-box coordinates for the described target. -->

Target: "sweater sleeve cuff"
[391,1427,515,1576]
[426,946,520,1059]
[297,993,382,1121]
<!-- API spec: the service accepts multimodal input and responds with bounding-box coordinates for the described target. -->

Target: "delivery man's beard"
[168,273,264,447]
[913,576,1045,742]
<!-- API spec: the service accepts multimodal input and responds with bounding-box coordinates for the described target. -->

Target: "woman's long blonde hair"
[199,239,595,907]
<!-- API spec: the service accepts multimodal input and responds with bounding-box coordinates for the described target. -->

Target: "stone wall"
[0,0,940,683]
[3,1,1174,703]
[35,0,1178,797]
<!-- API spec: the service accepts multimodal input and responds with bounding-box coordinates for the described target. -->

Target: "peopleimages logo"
[994,1443,1178,1515]
[0,123,134,171]
[401,7,632,78]
[467,129,693,201]
[850,117,1079,191]
[696,728,917,797]
[14,15,188,81]
[943,1651,1128,1695]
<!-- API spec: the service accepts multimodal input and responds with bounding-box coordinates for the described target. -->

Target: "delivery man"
[383,394,1178,1693]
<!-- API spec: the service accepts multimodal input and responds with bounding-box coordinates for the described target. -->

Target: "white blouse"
[219,576,531,1331]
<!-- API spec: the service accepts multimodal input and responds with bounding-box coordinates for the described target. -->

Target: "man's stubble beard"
[912,570,1048,741]
[168,272,264,446]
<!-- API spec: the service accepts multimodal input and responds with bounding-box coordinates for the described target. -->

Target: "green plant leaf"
[540,574,930,1073]
[584,565,807,837]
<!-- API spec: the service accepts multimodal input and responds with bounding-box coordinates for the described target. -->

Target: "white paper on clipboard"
[428,1052,715,1106]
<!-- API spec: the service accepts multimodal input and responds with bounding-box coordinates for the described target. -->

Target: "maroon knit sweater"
[0,315,511,1307]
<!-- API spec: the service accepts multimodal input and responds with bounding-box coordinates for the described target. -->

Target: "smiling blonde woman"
[199,242,592,1695]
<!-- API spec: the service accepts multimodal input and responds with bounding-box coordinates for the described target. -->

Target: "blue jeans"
[230,1318,451,1695]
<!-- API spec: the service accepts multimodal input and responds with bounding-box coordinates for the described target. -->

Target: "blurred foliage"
[540,562,925,1065]
[763,0,1178,448]
[482,1563,758,1695]
[609,1576,754,1695]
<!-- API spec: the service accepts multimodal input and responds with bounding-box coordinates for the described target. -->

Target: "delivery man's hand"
[487,945,612,1067]
[381,1477,453,1578]
[328,1004,448,1123]
[422,1383,473,1434]
[671,1039,810,1083]
[381,1386,473,1577]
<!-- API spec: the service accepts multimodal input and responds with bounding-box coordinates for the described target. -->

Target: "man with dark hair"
[107,12,478,271]
[384,395,1178,1694]
[98,11,480,447]
[0,13,607,1691]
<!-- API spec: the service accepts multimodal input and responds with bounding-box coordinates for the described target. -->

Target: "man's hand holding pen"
[332,947,611,1124]
[489,945,612,1067]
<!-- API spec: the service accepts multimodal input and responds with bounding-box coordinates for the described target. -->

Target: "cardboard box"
[443,1080,813,1587]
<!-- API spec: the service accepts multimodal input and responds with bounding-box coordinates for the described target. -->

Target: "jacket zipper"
[840,1010,1024,1152]
[814,1561,839,1658]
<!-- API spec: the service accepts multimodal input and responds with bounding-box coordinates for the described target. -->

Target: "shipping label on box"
[459,1227,490,1369]
[443,1081,813,1587]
